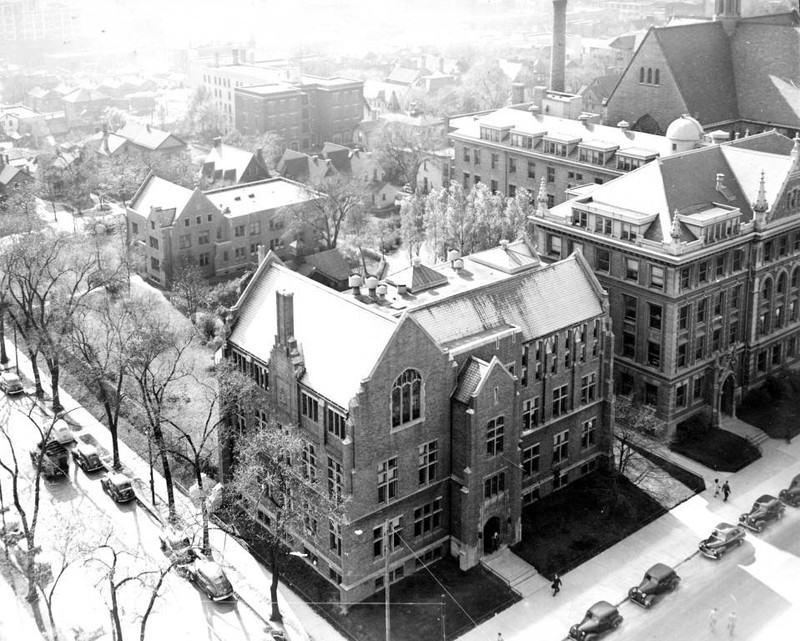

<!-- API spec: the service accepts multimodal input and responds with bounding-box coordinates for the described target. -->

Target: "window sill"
[390,417,425,433]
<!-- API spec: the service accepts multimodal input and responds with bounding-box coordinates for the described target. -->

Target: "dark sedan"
[779,474,800,508]
[568,601,623,640]
[628,563,681,608]
[739,494,785,532]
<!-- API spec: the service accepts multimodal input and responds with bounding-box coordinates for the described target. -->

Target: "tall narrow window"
[391,369,422,428]
[418,441,438,485]
[486,416,505,456]
[377,457,398,504]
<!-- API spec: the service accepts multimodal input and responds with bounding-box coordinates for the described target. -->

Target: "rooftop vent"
[376,284,387,300]
[578,114,589,126]
[500,239,510,250]
[365,276,379,299]
[529,105,541,115]
[248,193,255,198]
[453,258,464,272]
[348,274,362,295]
[234,196,241,201]
[617,120,630,130]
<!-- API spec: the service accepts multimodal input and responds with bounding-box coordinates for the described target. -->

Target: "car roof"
[76,442,98,453]
[714,522,734,532]
[646,563,674,579]
[196,560,227,582]
[755,494,777,503]
[588,601,616,617]
[108,473,131,485]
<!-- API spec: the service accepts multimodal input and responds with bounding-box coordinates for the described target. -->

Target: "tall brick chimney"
[550,0,567,93]
[276,290,295,347]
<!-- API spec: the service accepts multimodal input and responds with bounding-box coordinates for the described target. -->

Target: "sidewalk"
[4,338,345,641]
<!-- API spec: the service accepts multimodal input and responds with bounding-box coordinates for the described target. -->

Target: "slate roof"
[277,149,335,183]
[453,357,490,404]
[203,144,269,183]
[320,142,352,173]
[0,164,29,186]
[116,122,185,152]
[302,249,351,282]
[582,74,621,103]
[230,260,398,407]
[723,131,796,155]
[408,253,605,348]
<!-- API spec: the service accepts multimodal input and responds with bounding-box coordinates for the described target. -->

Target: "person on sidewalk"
[713,478,721,498]
[497,633,504,641]
[727,611,736,637]
[709,608,718,633]
[722,481,731,502]
[492,531,499,553]
[551,573,562,596]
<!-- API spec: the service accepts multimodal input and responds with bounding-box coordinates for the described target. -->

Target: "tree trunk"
[196,467,210,555]
[28,348,44,398]
[48,359,62,413]
[44,597,59,641]
[109,577,124,641]
[25,552,39,603]
[139,570,168,641]
[269,544,282,622]
[150,422,176,521]
[0,313,8,365]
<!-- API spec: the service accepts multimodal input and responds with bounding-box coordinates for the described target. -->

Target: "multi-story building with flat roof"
[221,238,614,606]
[531,130,800,433]
[450,105,703,208]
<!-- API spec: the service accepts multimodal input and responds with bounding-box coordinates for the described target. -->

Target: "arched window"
[647,68,652,84]
[778,272,787,294]
[391,369,422,428]
[639,67,645,83]
[654,69,660,85]
[762,277,773,301]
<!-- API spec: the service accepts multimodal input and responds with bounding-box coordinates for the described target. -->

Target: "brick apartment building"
[126,174,322,284]
[190,57,363,149]
[533,130,800,433]
[222,238,613,606]
[450,105,703,209]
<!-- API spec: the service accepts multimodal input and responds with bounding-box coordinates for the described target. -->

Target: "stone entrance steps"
[481,547,550,597]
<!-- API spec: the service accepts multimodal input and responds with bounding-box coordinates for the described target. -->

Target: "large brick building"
[450,105,702,208]
[222,238,613,606]
[532,130,800,433]
[126,174,322,284]
[604,4,800,137]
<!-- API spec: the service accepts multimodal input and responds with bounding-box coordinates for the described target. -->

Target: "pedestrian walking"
[497,633,504,641]
[722,480,731,502]
[727,611,736,637]
[551,573,562,596]
[708,608,718,633]
[713,478,721,498]
[492,531,499,553]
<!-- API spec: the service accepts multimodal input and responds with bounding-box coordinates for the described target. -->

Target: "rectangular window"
[649,304,663,331]
[697,299,707,323]
[522,443,540,477]
[622,330,636,358]
[757,351,767,372]
[580,373,597,404]
[547,166,555,183]
[413,498,442,537]
[250,221,261,235]
[462,147,470,162]
[678,305,689,330]
[764,240,773,262]
[418,440,438,485]
[729,321,738,344]
[625,258,639,281]
[548,235,562,257]
[596,248,610,272]
[712,328,722,351]
[178,234,191,249]
[676,382,688,408]
[463,172,470,188]
[732,249,743,272]
[234,224,245,237]
[302,443,317,482]
[715,255,725,277]
[474,150,481,165]
[198,252,209,267]
[731,285,741,309]
[580,419,596,449]
[329,520,341,556]
[572,210,588,227]
[149,236,159,249]
[327,458,343,501]
[491,153,498,169]
[693,374,705,400]
[301,391,319,422]
[486,416,504,456]
[522,397,540,432]
[527,161,535,179]
[680,266,691,290]
[645,383,658,406]
[698,261,708,283]
[623,295,637,322]
[695,335,705,360]
[324,407,346,440]
[377,457,398,504]
[552,430,569,464]
[483,471,506,500]
[677,342,688,367]
[490,179,498,194]
[647,341,661,367]
[552,384,569,417]
[650,265,664,290]
[198,231,210,245]
[772,343,781,365]
[508,157,517,173]
[131,222,138,235]
[150,257,160,271]
[621,223,637,242]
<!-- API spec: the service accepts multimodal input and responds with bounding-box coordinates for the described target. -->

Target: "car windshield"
[115,480,132,491]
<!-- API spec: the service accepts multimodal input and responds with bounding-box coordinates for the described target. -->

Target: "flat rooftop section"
[300,74,362,88]
[204,178,319,215]
[237,83,301,96]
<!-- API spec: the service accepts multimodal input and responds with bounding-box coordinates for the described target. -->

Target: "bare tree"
[371,121,446,192]
[288,175,366,250]
[614,394,668,477]
[219,412,346,622]
[167,260,210,321]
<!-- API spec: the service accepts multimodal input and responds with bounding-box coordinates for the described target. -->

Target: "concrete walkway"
[1,339,346,641]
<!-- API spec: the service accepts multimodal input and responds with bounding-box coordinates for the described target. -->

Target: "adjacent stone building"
[532,130,800,433]
[221,238,614,606]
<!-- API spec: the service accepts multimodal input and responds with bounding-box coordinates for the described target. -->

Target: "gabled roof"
[453,357,490,405]
[320,142,352,173]
[62,87,110,103]
[0,164,29,186]
[116,122,185,152]
[387,66,422,86]
[276,149,336,183]
[230,260,398,407]
[203,143,269,184]
[129,174,195,226]
[583,74,621,102]
[302,248,351,282]
[386,258,449,294]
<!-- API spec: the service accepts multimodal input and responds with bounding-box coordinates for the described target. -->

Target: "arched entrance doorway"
[720,375,735,416]
[483,516,500,554]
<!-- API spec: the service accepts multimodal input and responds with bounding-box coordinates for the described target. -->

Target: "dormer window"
[479,126,503,143]
[544,140,568,157]
[621,222,638,242]
[510,133,534,149]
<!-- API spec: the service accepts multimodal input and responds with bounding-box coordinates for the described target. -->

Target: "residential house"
[201,138,271,188]
[61,88,111,129]
[221,237,613,606]
[114,122,187,162]
[532,129,800,433]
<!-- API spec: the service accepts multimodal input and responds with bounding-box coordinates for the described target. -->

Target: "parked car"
[101,473,136,503]
[699,522,746,559]
[739,494,785,532]
[50,418,75,445]
[628,563,680,608]
[180,552,234,601]
[568,601,623,640]
[71,442,104,473]
[159,527,195,564]
[0,372,24,395]
[779,474,800,508]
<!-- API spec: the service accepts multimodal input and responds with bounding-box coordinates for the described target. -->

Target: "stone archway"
[483,516,501,555]
[720,374,735,417]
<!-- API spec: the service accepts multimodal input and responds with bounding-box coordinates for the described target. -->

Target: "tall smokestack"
[550,0,567,93]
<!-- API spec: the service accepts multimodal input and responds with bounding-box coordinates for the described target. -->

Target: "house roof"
[302,248,351,282]
[453,357,490,404]
[129,174,195,226]
[277,149,336,183]
[387,66,422,86]
[116,122,185,152]
[204,177,320,216]
[0,164,28,186]
[203,144,268,183]
[386,258,449,293]
[320,142,352,173]
[230,260,398,407]
[62,87,110,103]
[583,73,621,102]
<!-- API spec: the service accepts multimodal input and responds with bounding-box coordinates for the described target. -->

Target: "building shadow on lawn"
[737,370,800,441]
[512,471,665,579]
[245,537,520,641]
[670,428,760,472]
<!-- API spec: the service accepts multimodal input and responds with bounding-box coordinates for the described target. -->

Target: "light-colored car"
[0,372,24,395]
[71,442,104,473]
[50,418,75,445]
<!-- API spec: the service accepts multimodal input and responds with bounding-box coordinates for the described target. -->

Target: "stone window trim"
[391,368,424,431]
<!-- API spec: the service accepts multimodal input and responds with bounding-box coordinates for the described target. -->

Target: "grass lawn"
[243,535,519,641]
[512,471,665,578]
[670,428,760,472]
